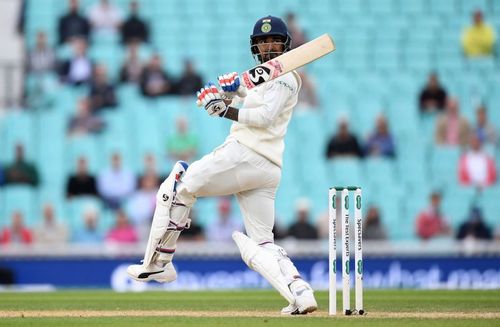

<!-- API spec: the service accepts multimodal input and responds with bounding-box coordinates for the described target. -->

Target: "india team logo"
[261,23,272,33]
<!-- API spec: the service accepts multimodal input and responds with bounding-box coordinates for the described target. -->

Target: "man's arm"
[222,107,239,122]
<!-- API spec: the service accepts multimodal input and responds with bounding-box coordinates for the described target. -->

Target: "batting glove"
[218,72,247,100]
[196,83,228,117]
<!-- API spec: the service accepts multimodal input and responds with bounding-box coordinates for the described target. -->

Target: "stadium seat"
[373,46,401,72]
[429,146,462,189]
[335,0,366,15]
[326,158,364,188]
[459,0,488,15]
[363,158,397,188]
[400,0,428,15]
[370,0,397,16]
[441,187,478,228]
[66,196,104,230]
[3,186,37,226]
[474,186,500,227]
[429,0,459,15]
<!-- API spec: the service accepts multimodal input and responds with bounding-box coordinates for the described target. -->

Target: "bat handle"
[236,85,247,98]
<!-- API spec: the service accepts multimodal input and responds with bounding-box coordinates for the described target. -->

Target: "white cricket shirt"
[227,71,301,167]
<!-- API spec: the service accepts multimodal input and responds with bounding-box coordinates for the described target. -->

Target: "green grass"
[1,290,499,326]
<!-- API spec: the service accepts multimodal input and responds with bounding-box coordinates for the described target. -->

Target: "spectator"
[137,153,162,187]
[435,97,471,147]
[89,64,117,111]
[72,205,103,243]
[97,152,136,209]
[287,198,318,239]
[26,31,56,74]
[363,206,387,240]
[415,192,451,240]
[0,211,33,244]
[140,54,175,97]
[458,134,497,188]
[67,97,105,136]
[179,208,205,241]
[106,209,138,244]
[4,144,39,186]
[58,37,93,85]
[364,115,396,158]
[419,72,447,113]
[167,116,198,163]
[0,166,4,186]
[58,0,90,44]
[176,59,203,96]
[286,12,307,49]
[119,41,143,84]
[297,69,318,108]
[126,174,156,241]
[66,156,99,198]
[206,197,243,243]
[474,105,497,146]
[461,10,496,58]
[457,207,493,241]
[88,0,123,36]
[325,117,363,159]
[121,0,149,45]
[33,204,69,244]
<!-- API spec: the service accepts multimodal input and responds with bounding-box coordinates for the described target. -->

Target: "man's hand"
[196,83,228,117]
[218,72,247,100]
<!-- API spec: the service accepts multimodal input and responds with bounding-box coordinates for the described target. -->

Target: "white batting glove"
[196,83,228,117]
[218,72,247,100]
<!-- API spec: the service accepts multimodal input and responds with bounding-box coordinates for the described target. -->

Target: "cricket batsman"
[127,15,318,315]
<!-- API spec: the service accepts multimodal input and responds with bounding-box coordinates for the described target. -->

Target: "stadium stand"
[1,0,499,242]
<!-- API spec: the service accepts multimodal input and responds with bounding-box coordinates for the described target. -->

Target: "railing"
[1,239,500,258]
[0,61,23,110]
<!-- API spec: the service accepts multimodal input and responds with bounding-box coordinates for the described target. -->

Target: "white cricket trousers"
[175,139,280,244]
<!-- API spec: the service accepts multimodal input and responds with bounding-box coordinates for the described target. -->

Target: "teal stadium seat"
[441,187,478,228]
[1,111,36,163]
[37,110,66,189]
[66,196,104,231]
[66,136,100,175]
[429,0,459,15]
[37,187,67,227]
[400,0,428,15]
[475,186,500,229]
[351,95,385,136]
[429,146,462,189]
[486,93,500,131]
[364,158,397,188]
[386,97,419,137]
[335,0,365,15]
[459,0,488,15]
[326,158,364,188]
[3,186,37,226]
[370,0,397,16]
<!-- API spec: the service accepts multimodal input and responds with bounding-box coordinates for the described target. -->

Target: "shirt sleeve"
[237,74,298,128]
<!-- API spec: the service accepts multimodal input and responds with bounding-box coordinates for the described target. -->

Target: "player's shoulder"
[273,71,301,94]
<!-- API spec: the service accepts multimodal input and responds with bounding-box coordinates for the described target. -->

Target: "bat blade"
[240,33,335,90]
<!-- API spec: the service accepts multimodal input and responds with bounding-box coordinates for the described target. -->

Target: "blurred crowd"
[1,1,499,246]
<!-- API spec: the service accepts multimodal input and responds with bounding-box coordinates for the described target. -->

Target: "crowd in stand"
[1,1,499,246]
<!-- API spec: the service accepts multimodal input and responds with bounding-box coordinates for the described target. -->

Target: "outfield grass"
[1,290,499,326]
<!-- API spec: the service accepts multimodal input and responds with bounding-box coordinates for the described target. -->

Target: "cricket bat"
[197,33,335,106]
[240,33,335,90]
